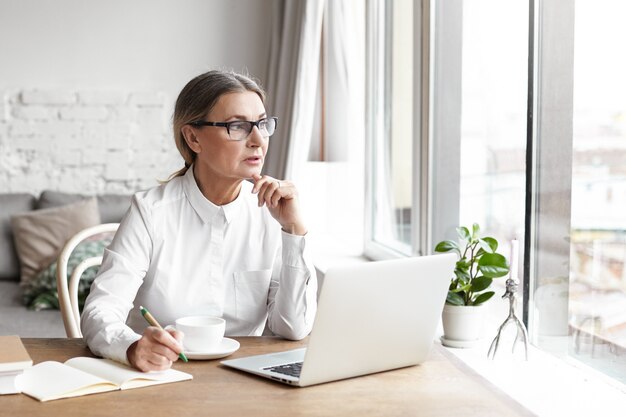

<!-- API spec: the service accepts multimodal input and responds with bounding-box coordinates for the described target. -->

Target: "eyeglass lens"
[228,118,276,140]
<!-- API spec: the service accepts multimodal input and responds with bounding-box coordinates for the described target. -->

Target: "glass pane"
[568,0,626,382]
[459,1,528,264]
[371,0,414,254]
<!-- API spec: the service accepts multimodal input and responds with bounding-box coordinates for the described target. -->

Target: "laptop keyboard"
[263,361,303,378]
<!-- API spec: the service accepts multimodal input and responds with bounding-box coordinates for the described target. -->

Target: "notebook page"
[20,361,116,402]
[65,357,192,389]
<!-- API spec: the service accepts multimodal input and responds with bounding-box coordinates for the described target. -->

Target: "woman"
[81,70,317,372]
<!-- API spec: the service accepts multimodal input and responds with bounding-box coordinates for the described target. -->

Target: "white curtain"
[263,0,325,180]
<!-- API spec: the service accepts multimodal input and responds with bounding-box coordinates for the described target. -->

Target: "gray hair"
[166,70,266,180]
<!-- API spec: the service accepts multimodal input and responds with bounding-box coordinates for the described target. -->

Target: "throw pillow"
[11,197,101,285]
[0,193,37,280]
[37,190,131,223]
[22,235,114,311]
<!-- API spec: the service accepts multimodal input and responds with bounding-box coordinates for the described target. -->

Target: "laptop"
[221,253,456,387]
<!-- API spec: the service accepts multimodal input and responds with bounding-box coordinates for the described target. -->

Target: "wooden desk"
[4,337,534,417]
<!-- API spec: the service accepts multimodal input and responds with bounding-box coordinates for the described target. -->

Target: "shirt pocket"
[234,269,272,324]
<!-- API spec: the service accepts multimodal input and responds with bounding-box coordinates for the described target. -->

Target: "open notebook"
[19,357,192,402]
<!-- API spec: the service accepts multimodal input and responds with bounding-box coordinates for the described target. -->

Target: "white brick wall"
[21,90,77,105]
[59,106,109,121]
[78,91,126,106]
[0,92,7,122]
[129,92,165,107]
[12,105,55,121]
[0,89,181,195]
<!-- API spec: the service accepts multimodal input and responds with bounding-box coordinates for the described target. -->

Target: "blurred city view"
[568,0,626,375]
[458,0,626,381]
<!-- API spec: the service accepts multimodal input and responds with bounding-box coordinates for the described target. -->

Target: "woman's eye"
[229,122,247,132]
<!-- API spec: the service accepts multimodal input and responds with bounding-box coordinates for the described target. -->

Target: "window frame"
[364,0,436,260]
[524,0,576,342]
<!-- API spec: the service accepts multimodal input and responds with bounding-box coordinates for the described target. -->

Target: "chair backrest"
[56,223,119,338]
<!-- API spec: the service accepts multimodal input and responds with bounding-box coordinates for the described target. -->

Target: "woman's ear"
[181,125,202,153]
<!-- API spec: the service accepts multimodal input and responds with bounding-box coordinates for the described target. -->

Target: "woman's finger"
[264,181,281,208]
[168,328,184,345]
[146,355,173,371]
[251,174,272,194]
[151,343,180,362]
[270,183,283,207]
[256,179,268,207]
[255,175,277,207]
[136,327,182,366]
[150,327,184,355]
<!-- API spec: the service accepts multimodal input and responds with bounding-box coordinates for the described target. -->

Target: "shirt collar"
[182,165,245,225]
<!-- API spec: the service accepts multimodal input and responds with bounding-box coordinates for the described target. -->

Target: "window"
[366,0,527,257]
[529,0,626,383]
[366,0,426,258]
[458,0,528,248]
[365,0,626,384]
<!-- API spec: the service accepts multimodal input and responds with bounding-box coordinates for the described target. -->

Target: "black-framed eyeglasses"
[188,116,278,141]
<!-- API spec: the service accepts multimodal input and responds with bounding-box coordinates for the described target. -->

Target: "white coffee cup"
[175,316,225,352]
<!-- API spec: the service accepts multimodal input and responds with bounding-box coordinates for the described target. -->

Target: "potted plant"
[434,223,510,347]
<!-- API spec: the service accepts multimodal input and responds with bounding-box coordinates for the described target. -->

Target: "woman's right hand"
[126,326,184,372]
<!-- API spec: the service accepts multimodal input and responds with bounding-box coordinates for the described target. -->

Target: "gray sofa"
[0,191,131,337]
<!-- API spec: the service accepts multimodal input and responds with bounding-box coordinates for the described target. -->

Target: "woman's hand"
[127,327,184,372]
[251,174,307,236]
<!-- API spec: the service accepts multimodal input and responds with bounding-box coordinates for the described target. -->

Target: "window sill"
[439,334,626,416]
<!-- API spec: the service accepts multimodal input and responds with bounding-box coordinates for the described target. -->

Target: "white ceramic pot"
[441,304,487,347]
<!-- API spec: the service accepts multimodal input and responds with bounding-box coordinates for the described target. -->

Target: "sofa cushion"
[0,193,37,281]
[11,198,101,285]
[22,234,114,311]
[37,190,131,223]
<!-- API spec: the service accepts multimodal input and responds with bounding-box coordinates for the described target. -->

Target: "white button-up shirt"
[81,166,318,364]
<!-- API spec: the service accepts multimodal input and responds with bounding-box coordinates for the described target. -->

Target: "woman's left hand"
[251,174,307,236]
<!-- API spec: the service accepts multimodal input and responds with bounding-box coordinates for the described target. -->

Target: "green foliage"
[435,223,509,306]
[22,237,112,311]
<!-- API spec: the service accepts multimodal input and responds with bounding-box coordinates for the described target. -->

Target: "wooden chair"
[56,223,119,338]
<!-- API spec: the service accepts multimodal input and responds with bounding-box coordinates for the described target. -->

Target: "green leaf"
[478,253,510,278]
[456,226,471,241]
[476,238,499,258]
[454,267,471,283]
[446,292,465,306]
[456,258,470,269]
[482,237,498,252]
[477,238,494,254]
[470,276,493,292]
[472,223,480,239]
[472,291,495,306]
[30,292,59,311]
[451,283,471,293]
[434,240,461,255]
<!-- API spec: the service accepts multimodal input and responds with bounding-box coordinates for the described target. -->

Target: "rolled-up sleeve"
[266,231,318,340]
[80,196,151,364]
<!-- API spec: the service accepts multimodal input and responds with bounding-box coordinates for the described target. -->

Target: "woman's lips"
[244,156,263,165]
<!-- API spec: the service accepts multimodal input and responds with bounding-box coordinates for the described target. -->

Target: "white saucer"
[440,336,482,349]
[184,337,240,360]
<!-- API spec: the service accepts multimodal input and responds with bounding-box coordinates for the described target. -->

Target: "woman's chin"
[242,166,263,179]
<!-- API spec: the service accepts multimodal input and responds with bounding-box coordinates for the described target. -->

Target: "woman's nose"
[246,126,265,147]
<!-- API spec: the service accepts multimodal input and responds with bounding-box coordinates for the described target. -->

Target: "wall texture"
[0,88,178,193]
[0,0,273,195]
